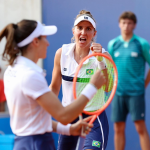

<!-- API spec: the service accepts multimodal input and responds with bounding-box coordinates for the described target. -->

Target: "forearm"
[56,95,89,124]
[37,91,89,125]
[145,69,150,88]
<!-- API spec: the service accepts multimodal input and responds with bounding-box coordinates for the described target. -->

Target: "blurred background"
[0,0,150,149]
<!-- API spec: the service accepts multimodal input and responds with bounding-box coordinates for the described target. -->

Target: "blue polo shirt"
[108,35,150,96]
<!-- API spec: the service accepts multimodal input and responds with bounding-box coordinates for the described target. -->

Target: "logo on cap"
[84,16,88,19]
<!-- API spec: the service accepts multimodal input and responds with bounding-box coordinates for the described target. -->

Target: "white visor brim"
[74,15,96,29]
[17,22,57,47]
[41,26,57,36]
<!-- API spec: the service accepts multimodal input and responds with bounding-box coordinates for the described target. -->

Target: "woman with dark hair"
[0,19,106,150]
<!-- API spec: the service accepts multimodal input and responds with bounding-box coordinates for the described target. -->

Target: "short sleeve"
[141,40,150,67]
[21,71,50,100]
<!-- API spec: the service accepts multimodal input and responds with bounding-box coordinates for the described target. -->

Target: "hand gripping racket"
[73,53,118,150]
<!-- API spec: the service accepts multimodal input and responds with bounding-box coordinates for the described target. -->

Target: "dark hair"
[119,11,137,24]
[0,20,37,65]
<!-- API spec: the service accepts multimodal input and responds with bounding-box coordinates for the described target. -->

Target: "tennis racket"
[73,53,118,150]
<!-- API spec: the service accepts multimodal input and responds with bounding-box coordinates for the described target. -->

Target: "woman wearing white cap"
[50,10,111,150]
[0,19,106,150]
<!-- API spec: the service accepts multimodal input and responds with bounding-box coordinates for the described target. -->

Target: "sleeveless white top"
[61,43,106,111]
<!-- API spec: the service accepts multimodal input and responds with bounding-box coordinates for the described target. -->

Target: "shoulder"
[55,47,62,58]
[55,43,74,57]
[108,36,121,47]
[62,43,75,49]
[107,36,121,53]
[134,35,149,46]
[22,70,45,86]
[61,43,75,54]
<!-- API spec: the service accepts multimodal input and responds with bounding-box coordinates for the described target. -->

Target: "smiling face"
[119,19,136,35]
[72,21,96,49]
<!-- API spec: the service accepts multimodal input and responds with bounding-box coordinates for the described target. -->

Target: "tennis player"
[108,11,150,150]
[0,19,106,150]
[50,10,111,150]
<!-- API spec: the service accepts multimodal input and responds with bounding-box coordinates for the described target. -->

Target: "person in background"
[108,11,150,150]
[0,66,6,112]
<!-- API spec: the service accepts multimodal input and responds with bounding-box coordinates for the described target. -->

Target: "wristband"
[81,83,97,101]
[56,122,71,135]
[102,48,106,53]
[98,61,106,70]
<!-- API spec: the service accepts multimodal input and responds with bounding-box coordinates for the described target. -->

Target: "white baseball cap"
[17,21,57,47]
[74,15,96,29]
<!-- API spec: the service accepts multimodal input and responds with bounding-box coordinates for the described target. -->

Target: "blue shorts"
[13,132,56,150]
[111,94,145,122]
[57,111,109,150]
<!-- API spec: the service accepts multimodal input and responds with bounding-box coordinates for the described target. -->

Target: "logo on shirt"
[86,69,94,75]
[92,140,101,148]
[131,52,138,57]
[114,52,120,57]
[64,68,67,71]
[84,16,88,19]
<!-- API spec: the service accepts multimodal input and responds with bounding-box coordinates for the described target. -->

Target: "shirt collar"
[15,56,43,74]
[65,43,94,60]
[119,34,135,43]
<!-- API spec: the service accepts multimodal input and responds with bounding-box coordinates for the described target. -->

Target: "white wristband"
[56,123,71,135]
[81,83,97,101]
[102,48,106,53]
[98,61,106,70]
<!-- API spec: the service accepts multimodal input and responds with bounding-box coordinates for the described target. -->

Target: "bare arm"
[37,90,89,125]
[49,48,62,96]
[145,69,150,88]
[37,69,105,125]
[52,117,93,136]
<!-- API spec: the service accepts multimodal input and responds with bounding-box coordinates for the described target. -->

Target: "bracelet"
[81,83,97,101]
[56,122,71,135]
[98,61,106,70]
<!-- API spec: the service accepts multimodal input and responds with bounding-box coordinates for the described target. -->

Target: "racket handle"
[79,115,86,137]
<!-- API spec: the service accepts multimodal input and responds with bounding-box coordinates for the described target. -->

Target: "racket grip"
[79,115,86,137]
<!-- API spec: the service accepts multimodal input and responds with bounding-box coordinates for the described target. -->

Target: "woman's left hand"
[70,116,93,137]
[91,42,102,53]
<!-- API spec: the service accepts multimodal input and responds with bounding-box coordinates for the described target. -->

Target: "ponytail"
[0,20,37,66]
[0,24,19,65]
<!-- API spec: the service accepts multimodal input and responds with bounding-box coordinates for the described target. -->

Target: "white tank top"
[61,43,106,111]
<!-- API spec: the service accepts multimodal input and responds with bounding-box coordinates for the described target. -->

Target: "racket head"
[73,53,118,119]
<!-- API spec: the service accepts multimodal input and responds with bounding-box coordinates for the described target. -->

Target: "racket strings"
[76,57,115,112]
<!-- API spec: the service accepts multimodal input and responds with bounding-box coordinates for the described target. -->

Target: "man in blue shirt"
[108,11,150,150]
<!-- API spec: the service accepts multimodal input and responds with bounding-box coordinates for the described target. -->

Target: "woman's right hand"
[90,70,106,89]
